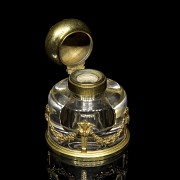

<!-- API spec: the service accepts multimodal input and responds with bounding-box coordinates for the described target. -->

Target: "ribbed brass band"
[68,69,107,96]
[45,128,130,163]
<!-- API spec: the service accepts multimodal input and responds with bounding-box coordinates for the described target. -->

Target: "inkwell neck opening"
[68,69,107,100]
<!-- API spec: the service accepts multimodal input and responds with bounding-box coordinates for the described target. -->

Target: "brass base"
[45,129,130,166]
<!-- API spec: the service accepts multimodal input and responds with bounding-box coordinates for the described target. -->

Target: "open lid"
[45,18,93,74]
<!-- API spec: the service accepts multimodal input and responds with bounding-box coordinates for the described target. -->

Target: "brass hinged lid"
[45,18,93,74]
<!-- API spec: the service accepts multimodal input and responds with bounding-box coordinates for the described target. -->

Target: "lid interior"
[60,32,92,66]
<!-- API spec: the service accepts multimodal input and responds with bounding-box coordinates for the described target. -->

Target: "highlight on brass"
[47,147,128,179]
[45,18,93,74]
[44,18,130,162]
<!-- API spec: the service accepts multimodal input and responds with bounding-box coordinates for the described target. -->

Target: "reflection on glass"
[46,145,128,180]
[46,71,128,151]
[44,19,131,180]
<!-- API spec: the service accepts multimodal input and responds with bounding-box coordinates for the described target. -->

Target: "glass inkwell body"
[44,19,130,165]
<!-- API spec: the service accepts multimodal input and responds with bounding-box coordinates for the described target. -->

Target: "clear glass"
[48,78,127,150]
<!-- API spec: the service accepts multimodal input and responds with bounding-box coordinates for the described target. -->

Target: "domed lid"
[45,18,93,74]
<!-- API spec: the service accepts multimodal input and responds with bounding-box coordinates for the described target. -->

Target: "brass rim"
[68,69,107,96]
[45,129,130,161]
[45,18,93,66]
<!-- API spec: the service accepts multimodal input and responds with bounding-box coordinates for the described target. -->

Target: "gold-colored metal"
[91,107,129,146]
[77,121,93,152]
[49,123,78,144]
[81,170,87,180]
[45,129,129,162]
[45,105,130,161]
[45,18,93,74]
[45,104,50,121]
[44,18,130,165]
[45,105,129,148]
[47,146,128,175]
[68,69,107,97]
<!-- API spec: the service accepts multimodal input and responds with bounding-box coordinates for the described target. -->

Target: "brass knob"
[45,18,93,73]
